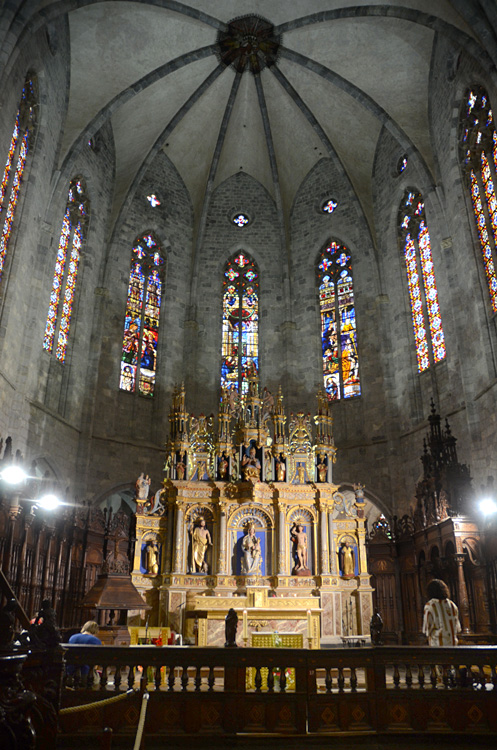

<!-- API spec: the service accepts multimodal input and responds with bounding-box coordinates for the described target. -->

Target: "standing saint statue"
[146,541,159,575]
[190,517,212,573]
[241,522,262,575]
[339,540,355,578]
[135,473,151,500]
[291,523,310,574]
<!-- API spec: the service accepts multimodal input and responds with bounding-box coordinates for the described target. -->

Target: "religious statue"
[163,454,172,478]
[297,464,306,484]
[219,453,228,480]
[135,473,151,500]
[339,540,355,579]
[317,461,327,483]
[242,446,261,481]
[242,522,262,575]
[291,522,310,575]
[190,517,212,573]
[224,608,238,647]
[276,455,286,482]
[176,453,186,480]
[231,446,240,482]
[145,541,159,575]
[264,449,272,481]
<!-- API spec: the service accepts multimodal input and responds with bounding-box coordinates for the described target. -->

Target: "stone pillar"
[320,506,329,574]
[328,513,337,573]
[217,503,227,574]
[173,502,185,574]
[164,500,175,574]
[453,552,471,633]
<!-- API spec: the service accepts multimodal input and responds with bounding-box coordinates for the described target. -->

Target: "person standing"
[422,579,461,646]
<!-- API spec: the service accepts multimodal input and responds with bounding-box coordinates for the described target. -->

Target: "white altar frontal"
[130,381,373,647]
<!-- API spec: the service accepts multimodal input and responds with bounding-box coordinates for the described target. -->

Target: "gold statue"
[190,517,212,573]
[242,447,261,481]
[146,541,159,575]
[339,540,355,578]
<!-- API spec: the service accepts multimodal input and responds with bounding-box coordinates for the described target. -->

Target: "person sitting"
[66,621,102,685]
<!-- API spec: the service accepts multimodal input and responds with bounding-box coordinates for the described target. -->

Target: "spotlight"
[1,465,28,485]
[479,497,497,516]
[38,493,61,511]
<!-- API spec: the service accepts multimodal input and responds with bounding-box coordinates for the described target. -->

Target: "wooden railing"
[59,644,497,739]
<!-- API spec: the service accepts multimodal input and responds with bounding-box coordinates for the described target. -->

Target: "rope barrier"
[60,688,135,714]
[132,691,150,750]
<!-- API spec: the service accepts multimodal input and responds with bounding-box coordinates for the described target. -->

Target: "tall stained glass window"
[318,240,360,400]
[43,177,89,362]
[221,251,259,396]
[399,190,446,372]
[0,74,37,284]
[119,232,165,397]
[460,86,497,312]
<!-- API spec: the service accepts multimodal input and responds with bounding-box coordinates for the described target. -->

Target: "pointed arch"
[0,72,38,284]
[459,85,497,312]
[119,231,165,397]
[317,240,360,400]
[398,190,446,372]
[221,250,259,396]
[43,176,90,362]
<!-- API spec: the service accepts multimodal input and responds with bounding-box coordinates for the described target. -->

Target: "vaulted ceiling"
[49,1,478,234]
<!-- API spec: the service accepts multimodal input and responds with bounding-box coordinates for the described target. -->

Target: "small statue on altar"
[231,446,240,481]
[146,540,159,575]
[219,453,229,480]
[317,460,327,483]
[242,522,262,574]
[339,540,355,579]
[291,523,310,575]
[190,517,212,573]
[275,454,286,482]
[225,608,238,647]
[264,449,273,481]
[135,473,151,500]
[176,453,186,480]
[163,454,172,478]
[242,446,261,481]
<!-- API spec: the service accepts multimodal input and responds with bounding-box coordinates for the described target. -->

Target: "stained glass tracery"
[460,85,497,312]
[318,241,360,400]
[399,190,445,372]
[43,178,89,362]
[0,74,37,283]
[221,252,259,396]
[120,233,164,397]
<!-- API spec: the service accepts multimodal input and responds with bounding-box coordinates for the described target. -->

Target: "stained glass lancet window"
[0,73,37,284]
[119,232,165,397]
[460,85,497,312]
[399,190,446,372]
[43,177,89,362]
[318,241,360,400]
[221,252,259,396]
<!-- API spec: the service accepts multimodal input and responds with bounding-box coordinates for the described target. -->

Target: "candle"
[243,610,248,640]
[307,609,312,641]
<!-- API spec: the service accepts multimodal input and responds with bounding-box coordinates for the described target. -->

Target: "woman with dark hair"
[422,579,461,646]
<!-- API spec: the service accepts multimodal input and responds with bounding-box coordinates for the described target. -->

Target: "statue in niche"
[275,454,286,482]
[225,608,238,647]
[242,522,262,575]
[317,460,327,483]
[190,517,212,573]
[264,449,272,481]
[230,446,240,481]
[297,464,306,484]
[219,453,229,480]
[176,452,186,480]
[242,446,261,481]
[291,522,311,575]
[145,540,159,575]
[339,540,355,579]
[135,473,151,500]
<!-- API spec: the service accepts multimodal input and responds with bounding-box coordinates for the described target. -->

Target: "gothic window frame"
[398,189,446,373]
[42,176,90,362]
[0,72,38,287]
[119,231,165,398]
[221,250,259,397]
[459,84,497,313]
[317,239,361,401]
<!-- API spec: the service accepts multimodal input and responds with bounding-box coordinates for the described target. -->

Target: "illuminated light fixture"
[479,497,497,516]
[38,493,61,511]
[1,465,28,485]
[322,199,338,214]
[233,213,249,227]
[147,194,161,207]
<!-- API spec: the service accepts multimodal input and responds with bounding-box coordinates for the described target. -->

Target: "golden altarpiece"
[130,380,373,647]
